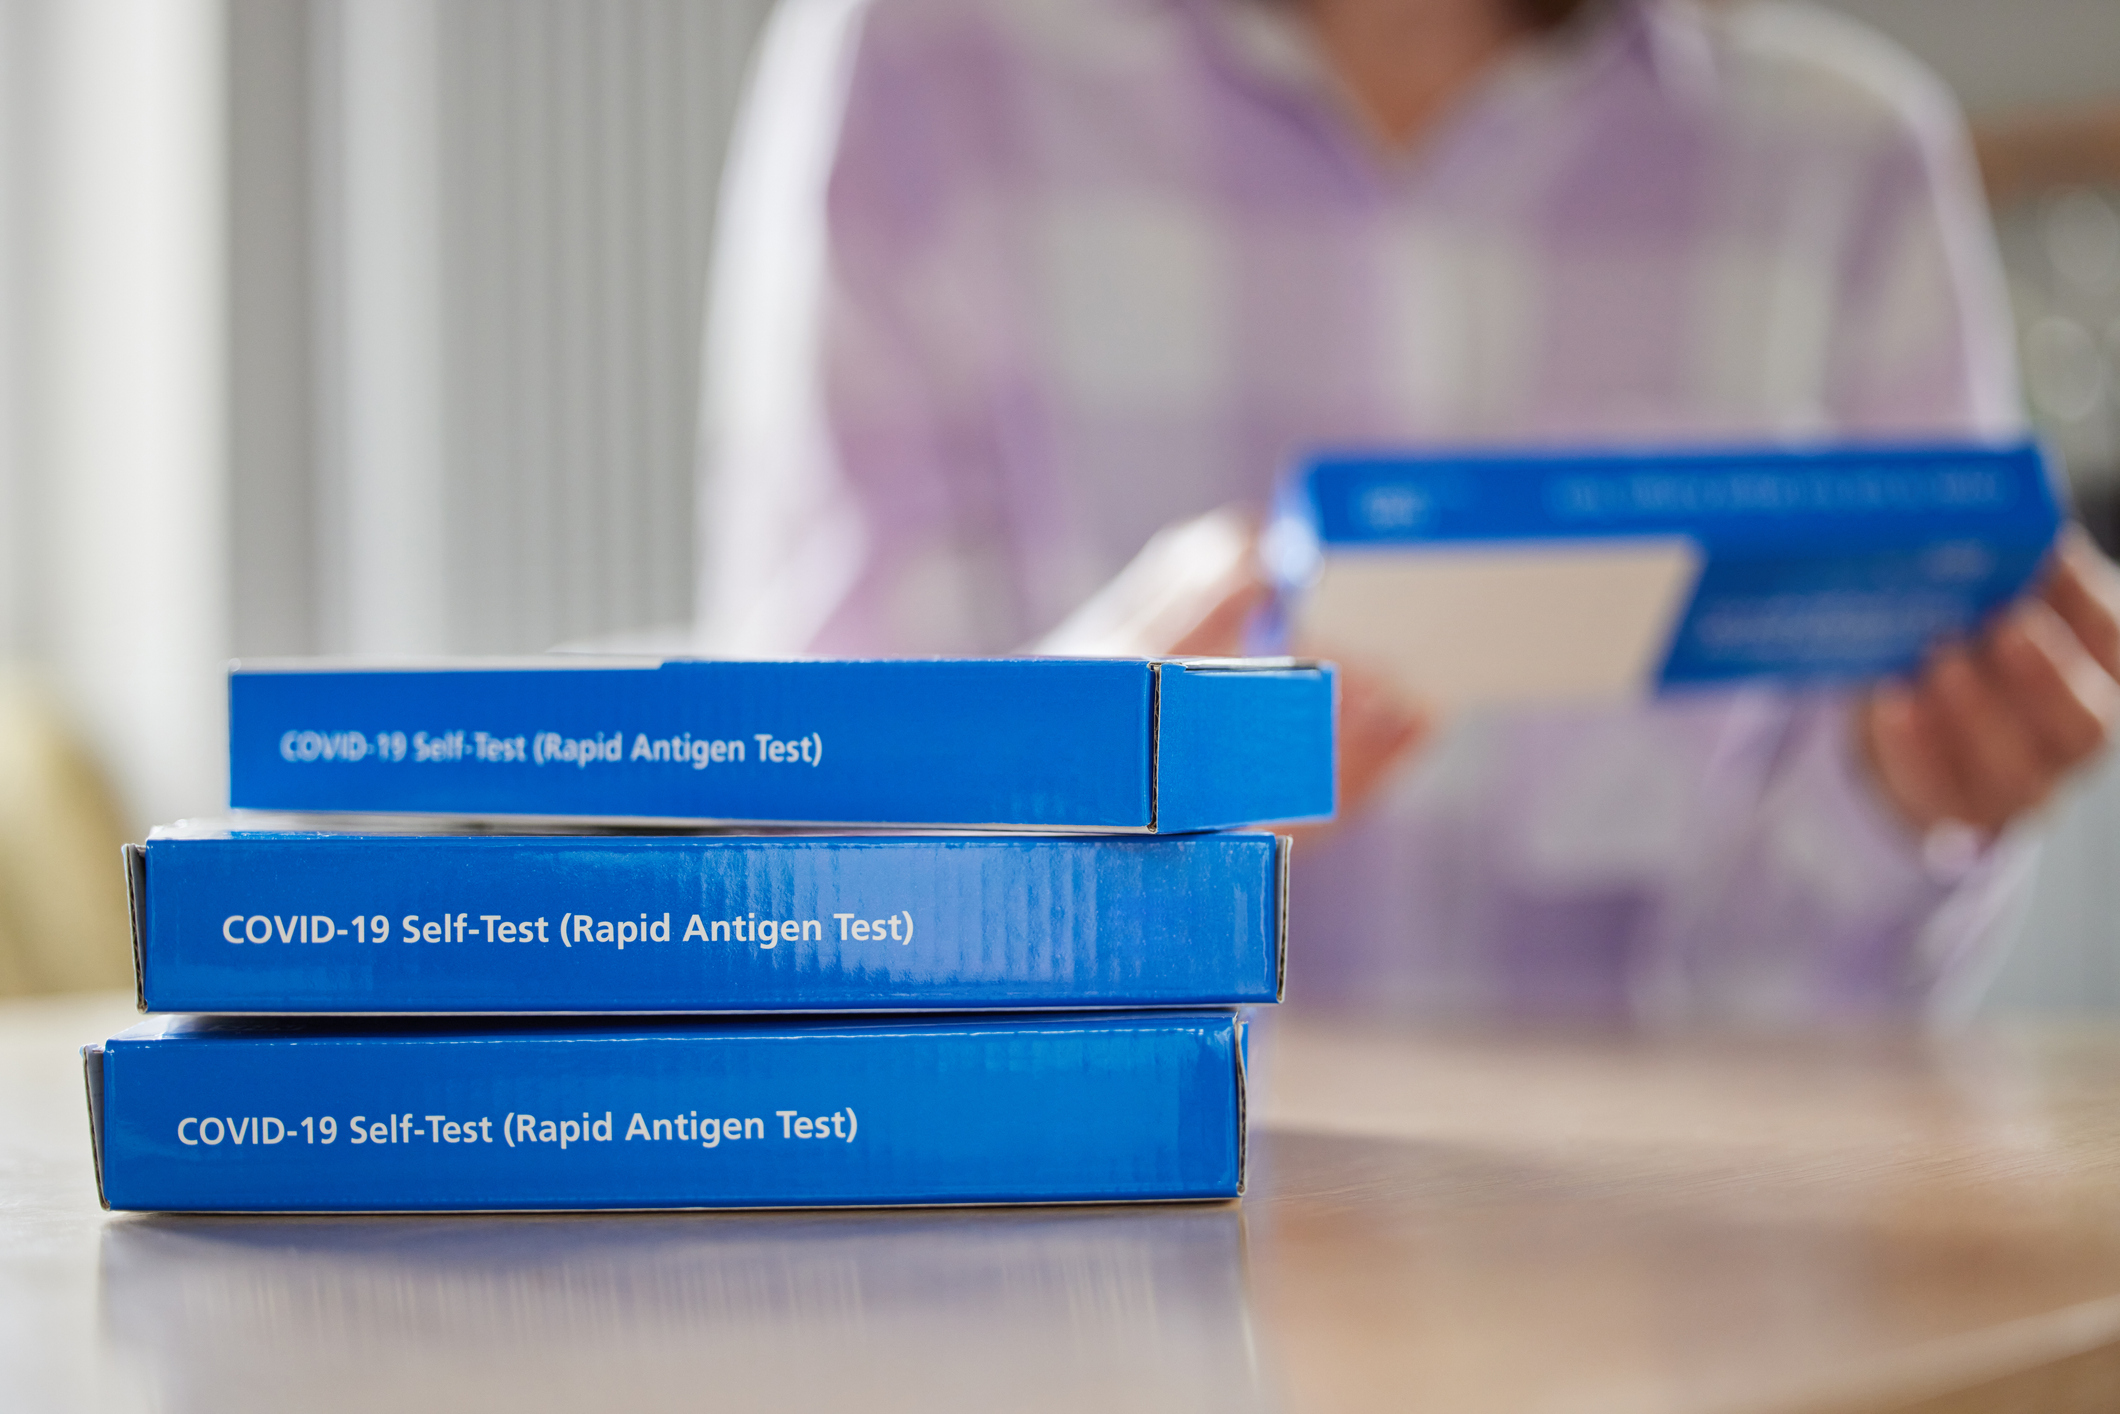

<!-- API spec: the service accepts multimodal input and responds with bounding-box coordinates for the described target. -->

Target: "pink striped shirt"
[699,0,2032,1021]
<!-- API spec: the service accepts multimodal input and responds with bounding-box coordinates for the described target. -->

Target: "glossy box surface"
[229,657,1335,830]
[1271,442,2063,702]
[131,827,1285,1013]
[87,1011,1246,1212]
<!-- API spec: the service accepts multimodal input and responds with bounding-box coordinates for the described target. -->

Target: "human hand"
[1030,505,1432,825]
[1135,512,1430,824]
[1324,657,1431,820]
[1032,507,1268,658]
[1862,526,2120,839]
[1112,512,1430,820]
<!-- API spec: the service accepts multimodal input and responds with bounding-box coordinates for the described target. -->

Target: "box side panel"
[1645,443,2060,686]
[124,844,148,1011]
[1303,442,2058,548]
[94,1014,1243,1211]
[1654,537,2058,686]
[1234,1016,1249,1197]
[137,833,1280,1012]
[230,660,1155,828]
[83,1044,109,1209]
[1153,665,1334,832]
[1272,835,1291,1004]
[1295,443,2065,693]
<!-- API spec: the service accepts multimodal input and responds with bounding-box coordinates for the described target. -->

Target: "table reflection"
[100,1204,1270,1414]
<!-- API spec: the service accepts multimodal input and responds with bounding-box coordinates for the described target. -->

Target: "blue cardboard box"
[85,1011,1247,1212]
[129,823,1286,1013]
[1267,442,2064,706]
[229,657,1334,830]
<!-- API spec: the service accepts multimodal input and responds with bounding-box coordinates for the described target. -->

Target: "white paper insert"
[1296,538,1704,708]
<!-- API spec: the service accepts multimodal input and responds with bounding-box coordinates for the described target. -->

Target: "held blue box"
[127,824,1287,1014]
[84,1011,1247,1212]
[1267,441,2064,707]
[228,657,1334,830]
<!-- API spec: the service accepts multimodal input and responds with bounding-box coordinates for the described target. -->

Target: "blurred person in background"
[699,0,2120,1023]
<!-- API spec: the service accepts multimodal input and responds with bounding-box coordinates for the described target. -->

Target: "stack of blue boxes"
[86,657,1333,1212]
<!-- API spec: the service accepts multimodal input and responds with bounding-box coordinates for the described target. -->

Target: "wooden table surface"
[6,994,2120,1413]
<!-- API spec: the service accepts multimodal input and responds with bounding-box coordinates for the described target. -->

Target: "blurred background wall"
[0,0,2114,1002]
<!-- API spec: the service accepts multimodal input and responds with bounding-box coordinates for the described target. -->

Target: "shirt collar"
[1178,0,1719,128]
[1628,0,1720,104]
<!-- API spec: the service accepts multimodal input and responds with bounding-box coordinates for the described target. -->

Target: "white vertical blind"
[322,0,450,654]
[301,0,773,657]
[0,3,22,659]
[29,0,228,827]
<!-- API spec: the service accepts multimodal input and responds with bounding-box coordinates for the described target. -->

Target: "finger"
[2040,527,2120,681]
[1344,703,1426,766]
[1168,577,1272,657]
[1863,683,1963,833]
[1922,646,2058,826]
[1336,728,1426,817]
[1337,664,1429,756]
[1984,599,2120,768]
[1331,662,1431,816]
